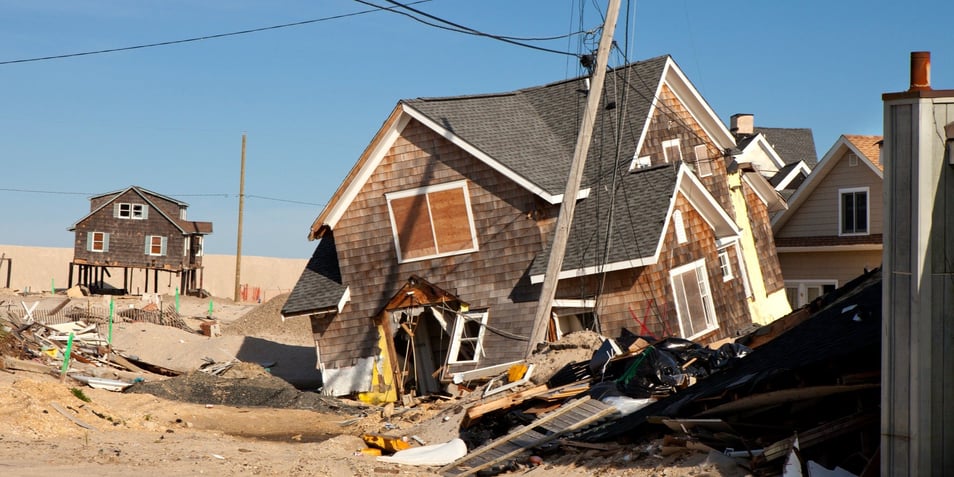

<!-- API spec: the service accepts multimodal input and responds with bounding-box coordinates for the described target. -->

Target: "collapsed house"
[282,55,794,401]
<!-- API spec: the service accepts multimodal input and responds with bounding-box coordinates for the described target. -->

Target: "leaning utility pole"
[234,133,247,303]
[525,0,622,358]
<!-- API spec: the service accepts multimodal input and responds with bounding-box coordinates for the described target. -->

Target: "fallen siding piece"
[50,402,93,430]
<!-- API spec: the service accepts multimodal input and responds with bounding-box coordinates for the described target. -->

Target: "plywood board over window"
[386,180,479,263]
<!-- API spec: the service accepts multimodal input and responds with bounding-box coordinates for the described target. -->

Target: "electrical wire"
[355,0,581,57]
[0,1,435,66]
[0,187,321,206]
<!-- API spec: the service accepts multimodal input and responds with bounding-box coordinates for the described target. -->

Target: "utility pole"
[234,133,246,303]
[525,0,622,358]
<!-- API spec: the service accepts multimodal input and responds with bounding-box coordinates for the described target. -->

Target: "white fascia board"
[529,255,657,284]
[776,244,883,253]
[663,58,737,150]
[774,161,811,191]
[322,112,412,230]
[743,172,788,211]
[677,165,742,237]
[552,298,597,308]
[337,286,351,313]
[402,105,575,205]
[755,135,788,170]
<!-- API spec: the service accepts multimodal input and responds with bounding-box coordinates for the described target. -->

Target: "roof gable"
[309,55,738,240]
[281,231,349,317]
[69,185,194,233]
[772,135,884,232]
[754,127,819,168]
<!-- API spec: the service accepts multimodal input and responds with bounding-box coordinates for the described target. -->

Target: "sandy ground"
[0,289,752,477]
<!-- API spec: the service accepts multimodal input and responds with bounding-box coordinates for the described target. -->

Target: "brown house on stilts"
[67,186,212,295]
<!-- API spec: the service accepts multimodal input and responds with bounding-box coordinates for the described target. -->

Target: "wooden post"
[526,0,622,358]
[234,133,247,302]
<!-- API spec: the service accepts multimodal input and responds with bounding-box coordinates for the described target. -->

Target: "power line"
[355,0,581,57]
[0,187,321,206]
[0,1,434,66]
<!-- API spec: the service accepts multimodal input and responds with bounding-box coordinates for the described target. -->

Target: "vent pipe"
[909,51,931,91]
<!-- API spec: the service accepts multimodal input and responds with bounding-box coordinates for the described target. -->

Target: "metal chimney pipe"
[910,51,931,91]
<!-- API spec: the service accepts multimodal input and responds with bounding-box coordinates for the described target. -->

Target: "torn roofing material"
[581,267,882,442]
[281,231,346,317]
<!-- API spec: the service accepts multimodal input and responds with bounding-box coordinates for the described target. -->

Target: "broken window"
[447,310,488,364]
[839,187,869,235]
[670,259,718,339]
[386,181,478,263]
[145,235,167,256]
[87,231,109,252]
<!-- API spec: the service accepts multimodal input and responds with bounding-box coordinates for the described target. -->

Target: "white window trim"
[662,138,682,163]
[672,209,687,244]
[447,309,488,365]
[629,154,652,171]
[195,236,204,256]
[838,187,870,236]
[785,280,838,308]
[717,247,733,282]
[385,180,479,264]
[87,231,109,253]
[115,202,147,220]
[670,259,719,340]
[184,237,190,257]
[145,235,167,256]
[693,144,714,177]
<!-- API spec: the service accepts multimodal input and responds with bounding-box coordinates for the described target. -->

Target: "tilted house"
[282,55,790,400]
[771,135,883,308]
[68,186,212,294]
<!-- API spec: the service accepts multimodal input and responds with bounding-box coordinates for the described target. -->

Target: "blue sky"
[2,0,951,259]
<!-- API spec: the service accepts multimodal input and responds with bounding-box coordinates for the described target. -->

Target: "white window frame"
[385,180,479,263]
[670,259,718,340]
[693,144,714,177]
[87,231,109,253]
[838,187,870,236]
[447,309,488,365]
[662,138,682,163]
[785,280,838,308]
[717,247,733,281]
[672,209,687,244]
[629,155,652,171]
[115,202,147,220]
[195,236,204,256]
[184,237,191,257]
[145,235,167,256]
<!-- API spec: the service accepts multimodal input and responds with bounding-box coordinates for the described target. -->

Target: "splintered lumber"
[50,402,93,430]
[462,384,549,426]
[759,411,879,463]
[441,396,619,477]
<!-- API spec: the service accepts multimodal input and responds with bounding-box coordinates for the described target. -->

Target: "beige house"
[770,134,883,308]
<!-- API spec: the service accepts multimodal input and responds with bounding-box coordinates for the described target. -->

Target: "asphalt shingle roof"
[281,232,347,317]
[755,127,819,168]
[529,164,678,276]
[843,134,883,171]
[404,56,669,197]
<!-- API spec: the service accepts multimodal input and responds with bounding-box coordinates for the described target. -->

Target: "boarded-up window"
[670,259,718,339]
[87,232,109,252]
[387,181,478,262]
[145,235,167,256]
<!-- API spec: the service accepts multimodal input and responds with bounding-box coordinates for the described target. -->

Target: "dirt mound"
[222,293,313,345]
[526,330,605,384]
[125,371,365,416]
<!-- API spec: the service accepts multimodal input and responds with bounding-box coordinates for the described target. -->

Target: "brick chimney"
[730,113,754,136]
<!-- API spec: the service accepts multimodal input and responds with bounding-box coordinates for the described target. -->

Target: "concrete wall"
[0,244,307,302]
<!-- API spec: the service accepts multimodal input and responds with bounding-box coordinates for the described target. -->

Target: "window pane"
[390,195,436,259]
[429,188,474,253]
[855,192,867,232]
[842,193,854,232]
[151,236,163,255]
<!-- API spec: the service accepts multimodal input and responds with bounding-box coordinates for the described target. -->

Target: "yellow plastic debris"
[362,433,411,453]
[508,363,528,383]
